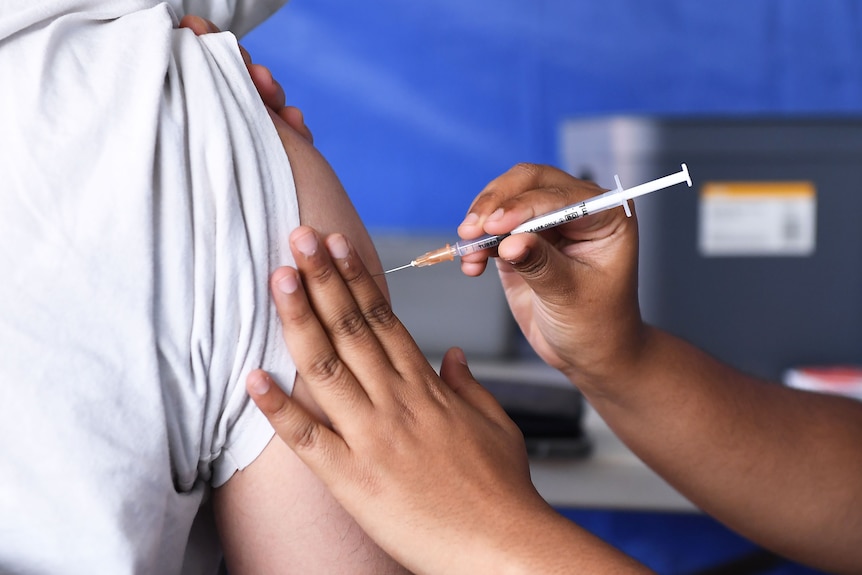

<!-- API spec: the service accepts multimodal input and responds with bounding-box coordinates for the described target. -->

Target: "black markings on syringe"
[567,202,589,220]
[477,234,508,250]
[478,202,592,251]
[528,202,589,232]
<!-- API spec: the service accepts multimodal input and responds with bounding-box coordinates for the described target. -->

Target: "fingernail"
[326,234,349,259]
[459,212,479,227]
[249,373,271,395]
[504,247,529,266]
[294,230,318,256]
[277,273,298,294]
[453,347,468,365]
[486,208,504,222]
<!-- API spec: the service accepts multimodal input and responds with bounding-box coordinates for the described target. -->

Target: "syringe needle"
[379,262,415,275]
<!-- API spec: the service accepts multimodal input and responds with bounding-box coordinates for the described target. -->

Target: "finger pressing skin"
[280,106,314,144]
[246,369,349,472]
[248,63,287,112]
[438,348,513,427]
[323,234,427,383]
[270,264,374,427]
[286,228,405,404]
[291,229,389,364]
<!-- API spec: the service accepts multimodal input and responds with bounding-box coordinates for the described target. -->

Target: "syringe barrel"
[581,189,626,214]
[452,234,503,256]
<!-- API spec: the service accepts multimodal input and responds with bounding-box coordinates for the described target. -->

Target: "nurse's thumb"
[496,233,578,306]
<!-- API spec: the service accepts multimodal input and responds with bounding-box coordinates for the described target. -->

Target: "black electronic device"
[479,367,591,459]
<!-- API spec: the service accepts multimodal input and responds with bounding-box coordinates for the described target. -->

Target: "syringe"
[381,164,692,274]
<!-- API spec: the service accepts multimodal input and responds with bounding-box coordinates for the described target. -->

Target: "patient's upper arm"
[213,114,405,574]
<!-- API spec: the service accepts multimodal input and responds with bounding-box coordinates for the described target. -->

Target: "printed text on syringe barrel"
[518,201,589,233]
[467,201,589,254]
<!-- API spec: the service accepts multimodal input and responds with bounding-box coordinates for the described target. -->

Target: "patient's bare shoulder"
[213,111,403,574]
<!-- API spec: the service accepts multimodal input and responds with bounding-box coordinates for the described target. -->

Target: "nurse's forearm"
[579,326,862,574]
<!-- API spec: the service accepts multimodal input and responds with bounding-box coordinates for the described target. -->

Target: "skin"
[247,226,653,575]
[249,164,862,574]
[180,16,404,575]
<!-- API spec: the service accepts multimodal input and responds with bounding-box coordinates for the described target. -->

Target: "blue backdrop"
[243,0,862,233]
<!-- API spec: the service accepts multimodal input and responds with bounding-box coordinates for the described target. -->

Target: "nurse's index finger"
[270,265,373,422]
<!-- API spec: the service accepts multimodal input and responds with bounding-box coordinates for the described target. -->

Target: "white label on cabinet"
[699,182,816,257]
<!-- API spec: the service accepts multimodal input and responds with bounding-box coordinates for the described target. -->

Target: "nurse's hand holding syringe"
[381,164,691,274]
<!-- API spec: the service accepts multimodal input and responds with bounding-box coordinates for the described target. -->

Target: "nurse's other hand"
[246,227,554,575]
[457,164,645,385]
[179,15,313,143]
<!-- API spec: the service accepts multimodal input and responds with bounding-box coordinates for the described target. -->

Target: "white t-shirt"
[0,1,296,572]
